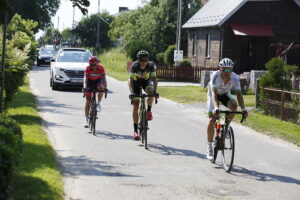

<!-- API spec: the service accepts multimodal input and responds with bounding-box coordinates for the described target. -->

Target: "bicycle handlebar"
[82,88,108,98]
[218,110,246,123]
[130,93,159,105]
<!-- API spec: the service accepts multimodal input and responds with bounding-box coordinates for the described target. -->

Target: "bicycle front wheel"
[221,126,235,172]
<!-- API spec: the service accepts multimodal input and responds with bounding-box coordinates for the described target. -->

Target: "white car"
[50,48,92,90]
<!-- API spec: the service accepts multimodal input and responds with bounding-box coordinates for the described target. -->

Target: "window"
[205,33,211,58]
[192,33,197,57]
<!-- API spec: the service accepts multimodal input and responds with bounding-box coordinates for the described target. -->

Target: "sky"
[36,0,145,38]
[53,0,144,31]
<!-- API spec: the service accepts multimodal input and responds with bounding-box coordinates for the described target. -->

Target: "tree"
[109,0,201,60]
[61,28,74,43]
[17,0,60,31]
[73,12,114,48]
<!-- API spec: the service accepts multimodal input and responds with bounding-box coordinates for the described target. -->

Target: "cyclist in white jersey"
[206,58,248,161]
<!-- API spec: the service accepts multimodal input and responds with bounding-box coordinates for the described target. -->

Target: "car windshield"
[40,49,54,55]
[56,51,91,62]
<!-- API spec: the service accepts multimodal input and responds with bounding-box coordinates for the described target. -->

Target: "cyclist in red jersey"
[83,56,107,127]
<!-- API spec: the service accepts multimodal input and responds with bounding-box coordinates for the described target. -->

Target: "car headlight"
[54,66,65,71]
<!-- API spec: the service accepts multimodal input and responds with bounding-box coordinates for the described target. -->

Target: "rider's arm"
[151,76,158,91]
[212,88,219,109]
[103,74,107,89]
[236,91,246,110]
[83,72,87,89]
[129,77,134,93]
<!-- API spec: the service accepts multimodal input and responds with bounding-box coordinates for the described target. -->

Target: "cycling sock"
[133,123,138,132]
[147,105,152,112]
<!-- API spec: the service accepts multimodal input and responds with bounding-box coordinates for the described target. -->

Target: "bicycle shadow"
[93,130,133,140]
[147,143,206,159]
[226,165,300,185]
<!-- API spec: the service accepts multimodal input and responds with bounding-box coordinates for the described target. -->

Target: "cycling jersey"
[130,61,157,81]
[209,70,241,94]
[207,70,241,113]
[85,64,105,81]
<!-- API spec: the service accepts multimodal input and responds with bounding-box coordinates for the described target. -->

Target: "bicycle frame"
[213,110,245,172]
[131,92,159,149]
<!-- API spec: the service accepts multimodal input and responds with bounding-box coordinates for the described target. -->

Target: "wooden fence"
[156,65,219,82]
[258,87,300,122]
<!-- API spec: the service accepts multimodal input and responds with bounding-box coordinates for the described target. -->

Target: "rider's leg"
[85,95,92,116]
[145,86,154,109]
[97,81,105,103]
[132,99,140,139]
[227,99,237,122]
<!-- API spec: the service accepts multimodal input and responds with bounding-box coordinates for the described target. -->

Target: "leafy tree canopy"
[109,0,201,59]
[73,12,114,49]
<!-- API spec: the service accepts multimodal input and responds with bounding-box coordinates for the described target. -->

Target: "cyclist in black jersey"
[128,50,158,140]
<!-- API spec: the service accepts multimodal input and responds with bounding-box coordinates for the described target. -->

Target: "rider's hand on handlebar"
[82,88,87,93]
[242,108,248,119]
[129,93,135,100]
[213,107,220,115]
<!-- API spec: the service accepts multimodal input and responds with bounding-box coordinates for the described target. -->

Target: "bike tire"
[139,110,144,143]
[221,126,235,172]
[213,137,219,163]
[92,100,97,136]
[143,112,148,149]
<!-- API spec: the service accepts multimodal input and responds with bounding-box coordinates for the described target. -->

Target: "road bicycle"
[131,92,159,149]
[83,88,107,136]
[213,110,246,172]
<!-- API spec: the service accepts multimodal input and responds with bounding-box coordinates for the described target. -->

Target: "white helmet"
[219,58,234,68]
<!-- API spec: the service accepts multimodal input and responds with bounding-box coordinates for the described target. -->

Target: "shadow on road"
[147,143,206,159]
[58,154,139,178]
[94,130,133,140]
[231,166,300,185]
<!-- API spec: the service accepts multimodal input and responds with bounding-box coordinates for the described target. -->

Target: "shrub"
[0,125,22,200]
[0,114,23,199]
[179,58,192,67]
[125,40,153,61]
[164,44,176,66]
[156,52,165,65]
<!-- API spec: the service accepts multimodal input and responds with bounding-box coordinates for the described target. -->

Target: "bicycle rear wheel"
[90,100,97,135]
[143,112,148,149]
[221,126,235,172]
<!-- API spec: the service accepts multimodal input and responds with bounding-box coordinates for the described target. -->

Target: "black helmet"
[137,50,149,61]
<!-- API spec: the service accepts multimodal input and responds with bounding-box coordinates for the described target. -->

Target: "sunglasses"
[90,63,97,66]
[222,69,232,72]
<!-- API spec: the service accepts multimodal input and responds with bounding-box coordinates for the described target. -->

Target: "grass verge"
[235,110,300,147]
[6,80,64,200]
[99,48,130,81]
[158,86,255,107]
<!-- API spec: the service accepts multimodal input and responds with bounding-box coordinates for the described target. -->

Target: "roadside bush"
[156,52,165,65]
[179,58,192,67]
[0,114,23,200]
[125,40,153,61]
[164,44,176,66]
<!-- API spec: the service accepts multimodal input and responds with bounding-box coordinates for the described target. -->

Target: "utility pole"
[175,0,183,67]
[96,0,100,50]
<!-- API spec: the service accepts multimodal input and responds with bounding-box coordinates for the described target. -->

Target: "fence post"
[255,79,260,109]
[281,90,285,120]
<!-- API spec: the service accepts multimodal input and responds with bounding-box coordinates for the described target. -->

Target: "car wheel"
[51,77,58,90]
[50,76,53,87]
[37,61,40,66]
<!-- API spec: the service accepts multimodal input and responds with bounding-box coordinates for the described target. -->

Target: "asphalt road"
[29,65,300,200]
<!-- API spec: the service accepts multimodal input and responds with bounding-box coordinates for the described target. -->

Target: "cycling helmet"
[218,58,234,68]
[137,50,149,61]
[89,56,99,65]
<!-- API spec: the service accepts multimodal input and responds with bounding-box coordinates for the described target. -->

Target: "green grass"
[158,86,208,103]
[6,80,64,200]
[158,86,255,107]
[99,48,131,81]
[235,110,300,146]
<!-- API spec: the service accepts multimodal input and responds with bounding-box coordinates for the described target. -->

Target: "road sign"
[174,50,183,62]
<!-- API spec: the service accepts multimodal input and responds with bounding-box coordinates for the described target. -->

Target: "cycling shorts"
[132,79,153,96]
[207,91,235,114]
[85,78,105,96]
